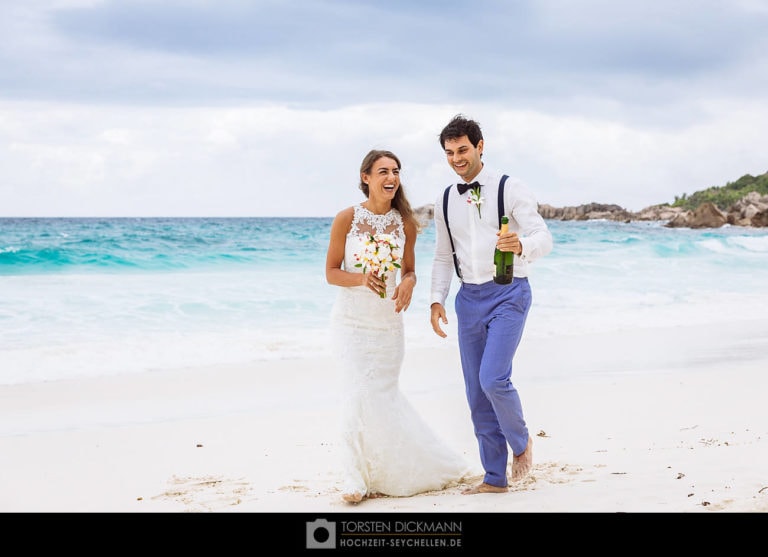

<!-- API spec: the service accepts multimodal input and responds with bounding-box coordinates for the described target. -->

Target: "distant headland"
[415,170,768,228]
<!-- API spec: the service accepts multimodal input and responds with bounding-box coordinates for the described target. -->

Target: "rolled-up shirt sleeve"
[508,180,553,265]
[430,195,456,306]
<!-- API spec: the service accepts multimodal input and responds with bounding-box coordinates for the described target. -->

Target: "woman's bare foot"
[461,482,508,495]
[342,492,364,503]
[511,436,533,481]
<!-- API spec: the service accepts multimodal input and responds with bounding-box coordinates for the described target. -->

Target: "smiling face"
[362,156,400,201]
[444,136,483,182]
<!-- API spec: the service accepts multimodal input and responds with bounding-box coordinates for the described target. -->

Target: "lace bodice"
[344,205,405,286]
[348,204,405,239]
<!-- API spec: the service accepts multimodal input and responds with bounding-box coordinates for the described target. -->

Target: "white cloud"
[2,99,765,217]
[1,1,767,216]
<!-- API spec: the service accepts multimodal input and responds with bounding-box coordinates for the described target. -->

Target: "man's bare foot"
[511,435,533,481]
[461,482,508,495]
[342,492,364,503]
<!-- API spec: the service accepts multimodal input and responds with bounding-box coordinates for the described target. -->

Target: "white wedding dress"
[330,204,470,498]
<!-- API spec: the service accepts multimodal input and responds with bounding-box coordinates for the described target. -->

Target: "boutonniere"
[467,185,484,219]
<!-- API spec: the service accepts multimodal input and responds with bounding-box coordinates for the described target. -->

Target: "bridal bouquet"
[354,233,402,298]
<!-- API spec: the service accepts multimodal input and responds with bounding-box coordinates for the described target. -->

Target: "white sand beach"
[1,318,767,514]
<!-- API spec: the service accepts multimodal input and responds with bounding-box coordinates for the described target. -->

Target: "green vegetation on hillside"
[670,171,768,211]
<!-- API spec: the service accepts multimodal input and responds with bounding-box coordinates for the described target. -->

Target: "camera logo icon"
[306,519,336,549]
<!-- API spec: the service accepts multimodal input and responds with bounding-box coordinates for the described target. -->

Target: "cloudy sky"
[1,0,767,217]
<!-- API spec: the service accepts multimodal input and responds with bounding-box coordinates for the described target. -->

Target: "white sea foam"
[1,219,766,385]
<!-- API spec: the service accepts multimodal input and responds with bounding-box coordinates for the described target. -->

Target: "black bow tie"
[457,181,481,195]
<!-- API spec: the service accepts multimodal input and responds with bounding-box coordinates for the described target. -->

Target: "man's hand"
[430,303,448,338]
[497,230,522,255]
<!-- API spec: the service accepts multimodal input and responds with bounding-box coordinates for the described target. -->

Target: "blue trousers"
[455,278,532,487]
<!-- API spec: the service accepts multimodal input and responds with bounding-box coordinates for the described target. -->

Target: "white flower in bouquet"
[354,233,402,298]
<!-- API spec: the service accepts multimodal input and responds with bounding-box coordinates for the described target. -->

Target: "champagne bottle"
[493,216,514,284]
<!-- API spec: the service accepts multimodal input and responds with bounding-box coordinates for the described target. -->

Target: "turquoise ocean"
[2,217,767,386]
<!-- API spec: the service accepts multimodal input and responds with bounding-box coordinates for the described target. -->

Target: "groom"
[429,114,553,494]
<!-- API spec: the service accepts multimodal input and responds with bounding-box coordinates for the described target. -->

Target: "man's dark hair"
[438,114,484,149]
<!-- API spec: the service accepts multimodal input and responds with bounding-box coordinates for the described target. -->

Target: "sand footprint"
[152,474,252,512]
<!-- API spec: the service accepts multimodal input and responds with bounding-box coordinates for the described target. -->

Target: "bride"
[325,149,470,503]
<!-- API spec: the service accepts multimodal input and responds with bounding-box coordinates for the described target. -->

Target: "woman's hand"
[362,272,384,297]
[392,273,415,313]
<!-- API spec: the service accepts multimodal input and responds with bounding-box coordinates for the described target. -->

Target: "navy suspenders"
[441,175,509,280]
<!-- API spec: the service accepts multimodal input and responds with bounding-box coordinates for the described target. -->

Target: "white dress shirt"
[430,166,553,306]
